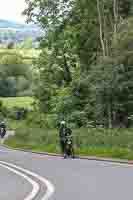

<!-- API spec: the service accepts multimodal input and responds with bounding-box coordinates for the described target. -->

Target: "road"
[0,145,133,200]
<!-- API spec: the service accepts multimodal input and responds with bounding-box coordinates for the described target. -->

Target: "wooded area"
[23,0,133,128]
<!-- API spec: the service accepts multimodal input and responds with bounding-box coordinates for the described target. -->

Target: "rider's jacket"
[59,126,72,141]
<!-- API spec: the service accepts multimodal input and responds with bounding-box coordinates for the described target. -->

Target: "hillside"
[0,19,42,45]
[0,19,25,29]
[0,19,38,29]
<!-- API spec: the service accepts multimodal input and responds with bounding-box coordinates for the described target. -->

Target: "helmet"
[0,121,5,128]
[60,121,66,125]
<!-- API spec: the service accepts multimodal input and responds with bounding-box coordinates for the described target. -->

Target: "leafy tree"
[18,37,33,49]
[24,0,133,128]
[0,52,32,97]
[7,42,14,49]
[0,53,27,77]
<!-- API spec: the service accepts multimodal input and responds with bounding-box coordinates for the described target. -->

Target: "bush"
[26,111,58,129]
[0,100,8,118]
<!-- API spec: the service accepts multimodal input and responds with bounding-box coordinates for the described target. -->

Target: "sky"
[0,0,26,23]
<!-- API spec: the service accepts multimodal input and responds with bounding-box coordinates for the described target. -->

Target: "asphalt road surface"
[0,145,133,200]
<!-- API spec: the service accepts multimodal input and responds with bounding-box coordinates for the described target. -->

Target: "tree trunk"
[63,52,72,84]
[113,0,118,33]
[107,103,112,128]
[96,0,106,57]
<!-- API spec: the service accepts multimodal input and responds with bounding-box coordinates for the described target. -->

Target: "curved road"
[0,145,133,200]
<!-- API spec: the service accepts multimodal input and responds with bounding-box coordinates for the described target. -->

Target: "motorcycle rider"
[59,121,67,156]
[0,121,6,138]
[59,120,74,158]
[64,126,74,158]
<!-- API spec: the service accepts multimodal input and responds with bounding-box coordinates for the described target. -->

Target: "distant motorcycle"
[64,135,75,159]
[0,127,6,138]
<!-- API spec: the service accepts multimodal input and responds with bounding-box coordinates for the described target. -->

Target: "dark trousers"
[60,140,65,154]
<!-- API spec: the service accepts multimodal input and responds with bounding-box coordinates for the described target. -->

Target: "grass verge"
[4,127,133,160]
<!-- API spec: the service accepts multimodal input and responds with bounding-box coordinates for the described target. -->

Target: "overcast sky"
[0,0,26,23]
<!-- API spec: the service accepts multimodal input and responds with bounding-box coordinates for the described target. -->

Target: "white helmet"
[60,121,66,125]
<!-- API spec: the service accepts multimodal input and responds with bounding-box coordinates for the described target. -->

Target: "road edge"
[2,144,133,165]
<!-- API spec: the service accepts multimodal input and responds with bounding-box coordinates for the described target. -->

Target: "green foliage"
[0,97,34,122]
[7,42,14,49]
[0,48,36,97]
[18,37,33,49]
[0,99,7,119]
[23,0,133,128]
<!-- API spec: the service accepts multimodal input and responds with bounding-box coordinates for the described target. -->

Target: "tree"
[23,0,133,128]
[18,37,33,49]
[94,0,133,128]
[7,42,14,49]
[0,52,32,97]
[0,53,28,77]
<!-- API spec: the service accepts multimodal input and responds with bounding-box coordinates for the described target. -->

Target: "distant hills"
[0,19,42,45]
[0,19,26,29]
[0,19,38,29]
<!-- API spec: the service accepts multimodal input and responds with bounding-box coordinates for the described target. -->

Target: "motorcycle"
[0,127,6,138]
[64,135,75,159]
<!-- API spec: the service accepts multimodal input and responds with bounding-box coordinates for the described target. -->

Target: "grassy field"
[0,97,34,109]
[0,48,41,64]
[0,49,41,59]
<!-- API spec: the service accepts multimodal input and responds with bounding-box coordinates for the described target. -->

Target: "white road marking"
[0,149,18,153]
[0,161,55,200]
[0,163,39,200]
[0,150,7,153]
[108,162,133,168]
[98,161,133,168]
[0,149,12,153]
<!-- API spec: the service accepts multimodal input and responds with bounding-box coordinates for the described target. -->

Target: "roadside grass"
[2,96,133,160]
[5,127,133,160]
[5,139,60,154]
